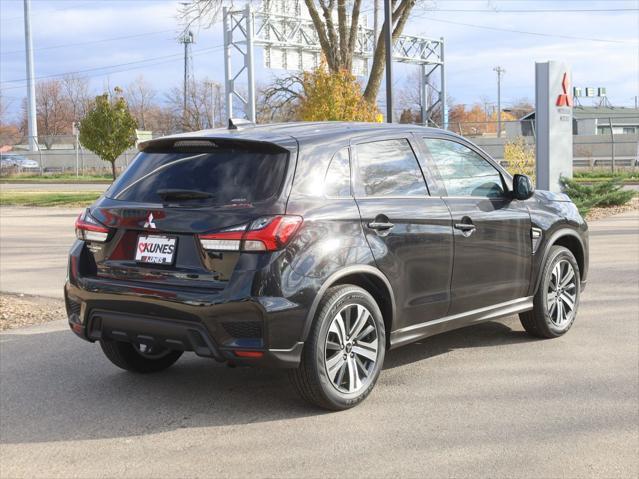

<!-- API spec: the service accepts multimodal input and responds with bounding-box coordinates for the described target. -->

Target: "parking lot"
[0,208,637,478]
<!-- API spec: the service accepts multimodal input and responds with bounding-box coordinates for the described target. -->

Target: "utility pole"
[384,0,393,123]
[179,30,194,131]
[373,0,380,49]
[23,0,38,151]
[205,80,217,128]
[493,66,505,138]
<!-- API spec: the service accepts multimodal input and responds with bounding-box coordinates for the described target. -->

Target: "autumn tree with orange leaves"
[297,66,380,122]
[448,103,517,136]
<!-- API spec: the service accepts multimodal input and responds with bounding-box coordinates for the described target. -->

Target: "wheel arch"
[302,266,396,347]
[535,228,586,293]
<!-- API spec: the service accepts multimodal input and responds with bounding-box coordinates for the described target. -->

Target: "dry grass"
[0,293,65,331]
[586,196,639,221]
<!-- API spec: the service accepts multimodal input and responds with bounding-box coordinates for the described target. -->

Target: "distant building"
[509,106,639,137]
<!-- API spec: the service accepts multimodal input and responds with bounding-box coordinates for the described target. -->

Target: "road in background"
[0,211,637,478]
[0,207,77,298]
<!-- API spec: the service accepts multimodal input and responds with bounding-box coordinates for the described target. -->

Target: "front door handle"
[454,217,476,236]
[368,221,395,231]
[454,223,476,232]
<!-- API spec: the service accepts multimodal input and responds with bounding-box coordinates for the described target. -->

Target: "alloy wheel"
[546,259,577,328]
[324,304,379,394]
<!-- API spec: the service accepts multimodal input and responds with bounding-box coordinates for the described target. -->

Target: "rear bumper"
[64,276,308,368]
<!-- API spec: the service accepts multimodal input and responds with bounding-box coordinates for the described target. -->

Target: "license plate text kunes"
[135,235,177,265]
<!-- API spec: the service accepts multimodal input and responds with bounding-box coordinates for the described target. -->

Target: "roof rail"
[228,118,255,130]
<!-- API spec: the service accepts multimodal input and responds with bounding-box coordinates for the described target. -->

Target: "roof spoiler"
[228,118,255,130]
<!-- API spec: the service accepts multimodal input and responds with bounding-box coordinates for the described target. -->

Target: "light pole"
[23,0,38,151]
[205,81,218,128]
[493,66,505,138]
[384,0,393,123]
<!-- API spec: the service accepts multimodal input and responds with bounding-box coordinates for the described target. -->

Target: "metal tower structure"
[179,29,195,130]
[222,2,447,126]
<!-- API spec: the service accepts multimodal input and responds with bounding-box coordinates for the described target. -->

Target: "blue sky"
[1,0,638,121]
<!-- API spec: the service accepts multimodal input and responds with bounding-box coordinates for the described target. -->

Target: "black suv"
[65,122,588,410]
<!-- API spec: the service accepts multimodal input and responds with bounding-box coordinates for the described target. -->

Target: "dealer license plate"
[135,235,177,265]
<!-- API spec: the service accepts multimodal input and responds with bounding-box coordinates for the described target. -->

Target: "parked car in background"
[0,154,40,172]
[0,156,18,170]
[12,155,40,171]
[65,121,589,410]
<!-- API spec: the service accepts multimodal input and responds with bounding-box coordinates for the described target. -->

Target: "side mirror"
[512,174,535,200]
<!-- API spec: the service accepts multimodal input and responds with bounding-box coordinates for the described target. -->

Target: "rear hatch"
[78,138,295,289]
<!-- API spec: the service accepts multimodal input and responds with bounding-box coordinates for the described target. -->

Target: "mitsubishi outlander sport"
[65,121,588,410]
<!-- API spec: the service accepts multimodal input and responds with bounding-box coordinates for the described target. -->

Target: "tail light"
[199,215,303,252]
[75,209,110,243]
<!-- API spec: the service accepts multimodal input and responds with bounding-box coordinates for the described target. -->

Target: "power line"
[429,8,638,13]
[0,1,91,21]
[416,16,636,44]
[0,44,224,90]
[1,29,175,56]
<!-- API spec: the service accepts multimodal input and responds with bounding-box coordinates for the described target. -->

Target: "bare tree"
[394,69,442,125]
[33,79,73,148]
[0,94,22,147]
[258,76,304,123]
[145,106,180,136]
[61,74,92,124]
[508,98,534,119]
[0,94,12,123]
[166,78,224,132]
[184,0,425,103]
[125,75,156,130]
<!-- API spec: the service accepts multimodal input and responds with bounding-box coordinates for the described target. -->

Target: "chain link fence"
[448,118,638,171]
[1,117,637,177]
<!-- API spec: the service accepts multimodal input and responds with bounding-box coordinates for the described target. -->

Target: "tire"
[99,339,183,373]
[520,245,581,338]
[290,285,386,411]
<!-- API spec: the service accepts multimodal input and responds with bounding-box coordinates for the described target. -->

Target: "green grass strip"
[0,191,102,207]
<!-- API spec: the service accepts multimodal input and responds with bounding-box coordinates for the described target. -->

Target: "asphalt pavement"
[0,207,77,298]
[0,210,637,478]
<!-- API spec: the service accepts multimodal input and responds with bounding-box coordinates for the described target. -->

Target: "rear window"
[106,147,288,205]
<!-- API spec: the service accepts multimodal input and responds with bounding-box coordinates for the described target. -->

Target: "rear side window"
[324,148,351,197]
[106,147,288,205]
[354,139,427,197]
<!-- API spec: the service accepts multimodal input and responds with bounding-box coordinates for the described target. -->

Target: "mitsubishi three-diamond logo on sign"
[143,213,156,229]
[556,72,573,107]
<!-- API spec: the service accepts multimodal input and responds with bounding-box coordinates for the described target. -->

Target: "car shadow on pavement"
[383,319,536,370]
[1,318,533,445]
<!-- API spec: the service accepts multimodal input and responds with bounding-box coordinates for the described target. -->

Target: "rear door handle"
[368,221,395,231]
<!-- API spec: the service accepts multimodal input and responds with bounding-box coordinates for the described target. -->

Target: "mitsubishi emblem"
[143,213,156,229]
[556,72,573,107]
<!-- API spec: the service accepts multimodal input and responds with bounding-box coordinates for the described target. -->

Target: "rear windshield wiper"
[156,189,213,201]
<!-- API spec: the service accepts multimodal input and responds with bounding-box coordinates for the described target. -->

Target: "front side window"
[423,138,504,198]
[324,148,351,197]
[354,139,427,197]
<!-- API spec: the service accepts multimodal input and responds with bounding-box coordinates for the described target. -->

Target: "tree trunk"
[363,0,416,104]
[110,161,116,180]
